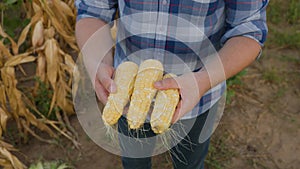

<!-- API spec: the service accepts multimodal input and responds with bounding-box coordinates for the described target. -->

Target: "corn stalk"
[0,0,80,168]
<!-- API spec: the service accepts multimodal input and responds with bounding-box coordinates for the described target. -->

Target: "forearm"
[196,36,261,94]
[75,18,114,82]
[75,18,114,64]
[76,18,106,49]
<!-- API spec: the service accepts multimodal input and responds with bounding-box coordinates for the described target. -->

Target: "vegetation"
[29,160,72,169]
[0,0,79,168]
[266,0,300,48]
[226,70,247,104]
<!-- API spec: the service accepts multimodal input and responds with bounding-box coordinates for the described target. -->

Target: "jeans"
[118,110,210,169]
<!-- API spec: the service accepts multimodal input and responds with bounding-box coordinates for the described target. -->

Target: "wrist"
[195,70,211,96]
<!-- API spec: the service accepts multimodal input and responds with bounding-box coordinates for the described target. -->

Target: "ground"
[8,46,299,169]
[210,48,300,169]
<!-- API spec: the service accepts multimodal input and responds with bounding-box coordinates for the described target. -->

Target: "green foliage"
[266,0,300,49]
[267,29,300,48]
[0,0,29,38]
[288,0,300,24]
[268,0,300,24]
[225,89,235,105]
[267,1,284,24]
[262,68,281,83]
[279,54,300,63]
[227,69,247,87]
[29,161,72,169]
[30,77,60,120]
[275,87,286,98]
[4,0,18,5]
[226,69,247,104]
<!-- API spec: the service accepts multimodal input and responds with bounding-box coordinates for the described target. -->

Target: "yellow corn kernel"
[127,59,164,129]
[102,61,139,125]
[151,73,180,134]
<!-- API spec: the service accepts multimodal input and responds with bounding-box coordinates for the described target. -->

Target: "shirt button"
[162,0,167,5]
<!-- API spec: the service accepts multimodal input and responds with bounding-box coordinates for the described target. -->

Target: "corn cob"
[127,59,164,129]
[150,74,180,134]
[102,61,139,125]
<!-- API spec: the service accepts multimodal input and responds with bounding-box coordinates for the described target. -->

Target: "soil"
[8,47,300,169]
[212,48,300,169]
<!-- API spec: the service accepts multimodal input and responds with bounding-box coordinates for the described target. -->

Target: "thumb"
[154,77,179,90]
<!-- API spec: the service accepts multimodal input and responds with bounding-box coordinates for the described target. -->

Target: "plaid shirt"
[75,0,268,119]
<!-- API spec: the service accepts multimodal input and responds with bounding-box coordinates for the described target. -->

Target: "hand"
[95,63,117,104]
[154,72,207,123]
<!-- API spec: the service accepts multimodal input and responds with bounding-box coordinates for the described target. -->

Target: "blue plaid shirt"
[75,0,268,119]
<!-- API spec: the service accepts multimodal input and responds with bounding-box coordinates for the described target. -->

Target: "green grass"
[262,68,282,83]
[275,87,286,98]
[289,117,296,123]
[278,54,300,63]
[227,69,247,87]
[0,0,31,53]
[226,69,247,104]
[267,0,285,24]
[268,0,300,25]
[225,89,235,105]
[29,77,60,120]
[288,0,300,24]
[266,0,300,49]
[266,28,300,49]
[29,160,72,169]
[0,0,29,38]
[205,135,235,169]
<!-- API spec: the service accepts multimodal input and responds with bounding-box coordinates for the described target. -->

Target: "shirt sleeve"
[75,0,118,23]
[221,0,269,46]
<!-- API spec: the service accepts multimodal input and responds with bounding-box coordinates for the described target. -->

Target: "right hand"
[95,63,117,104]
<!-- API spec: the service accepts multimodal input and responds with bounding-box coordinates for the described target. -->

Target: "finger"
[95,80,109,104]
[97,65,117,93]
[171,100,183,123]
[99,75,117,93]
[154,77,179,90]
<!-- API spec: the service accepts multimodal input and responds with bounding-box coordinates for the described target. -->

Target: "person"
[75,0,268,168]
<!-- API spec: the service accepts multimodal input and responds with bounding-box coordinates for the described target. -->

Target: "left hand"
[154,72,206,123]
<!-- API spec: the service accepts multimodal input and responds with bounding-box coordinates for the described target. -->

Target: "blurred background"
[0,0,299,168]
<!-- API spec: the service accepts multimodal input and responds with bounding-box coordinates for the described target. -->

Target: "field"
[1,0,299,168]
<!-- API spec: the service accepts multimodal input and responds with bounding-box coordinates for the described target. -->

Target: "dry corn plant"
[0,0,80,168]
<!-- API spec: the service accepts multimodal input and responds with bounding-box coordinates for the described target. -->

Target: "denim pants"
[117,109,211,169]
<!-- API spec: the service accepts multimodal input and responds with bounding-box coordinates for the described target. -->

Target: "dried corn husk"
[32,20,44,48]
[0,0,79,168]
